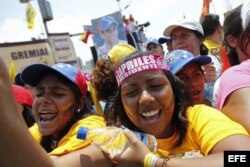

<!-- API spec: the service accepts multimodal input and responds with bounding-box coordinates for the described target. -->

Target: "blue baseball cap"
[21,63,88,96]
[164,49,211,74]
[146,37,160,49]
[98,16,118,32]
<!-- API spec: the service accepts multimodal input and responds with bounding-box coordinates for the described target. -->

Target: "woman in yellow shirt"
[105,51,250,167]
[21,62,106,156]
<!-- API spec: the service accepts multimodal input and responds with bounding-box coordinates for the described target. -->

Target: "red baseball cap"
[12,84,34,107]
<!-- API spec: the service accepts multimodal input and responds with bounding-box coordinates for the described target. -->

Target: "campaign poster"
[91,11,127,59]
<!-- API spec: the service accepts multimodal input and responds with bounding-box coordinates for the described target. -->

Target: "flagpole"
[116,0,122,14]
[43,20,49,37]
[38,0,53,37]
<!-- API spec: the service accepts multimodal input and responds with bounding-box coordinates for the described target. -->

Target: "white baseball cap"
[163,19,204,36]
[146,37,160,48]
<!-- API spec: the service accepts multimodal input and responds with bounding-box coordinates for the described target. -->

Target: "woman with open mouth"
[165,49,212,106]
[20,62,107,158]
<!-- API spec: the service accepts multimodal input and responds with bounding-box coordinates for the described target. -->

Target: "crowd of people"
[1,0,250,166]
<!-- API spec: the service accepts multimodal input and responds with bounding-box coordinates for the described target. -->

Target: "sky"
[0,0,227,65]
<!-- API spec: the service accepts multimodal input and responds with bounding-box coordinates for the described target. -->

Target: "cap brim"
[163,24,200,36]
[173,56,212,74]
[21,64,66,86]
[14,73,25,86]
[192,55,212,66]
[163,25,180,36]
[146,42,159,48]
[158,37,171,44]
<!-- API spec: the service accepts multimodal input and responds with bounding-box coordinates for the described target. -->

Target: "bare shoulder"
[224,87,250,108]
[222,87,250,133]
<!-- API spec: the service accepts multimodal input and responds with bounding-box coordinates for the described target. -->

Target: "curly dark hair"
[104,52,190,148]
[91,59,118,101]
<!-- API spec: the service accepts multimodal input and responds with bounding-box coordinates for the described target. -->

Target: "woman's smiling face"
[120,70,175,138]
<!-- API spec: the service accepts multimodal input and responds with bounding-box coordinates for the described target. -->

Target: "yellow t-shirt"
[203,40,221,55]
[157,105,248,156]
[29,115,106,156]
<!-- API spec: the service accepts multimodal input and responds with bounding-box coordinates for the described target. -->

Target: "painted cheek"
[164,95,174,112]
[124,98,139,118]
[32,101,39,116]
[160,87,173,107]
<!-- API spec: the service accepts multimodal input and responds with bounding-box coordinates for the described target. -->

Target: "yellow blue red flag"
[80,31,92,44]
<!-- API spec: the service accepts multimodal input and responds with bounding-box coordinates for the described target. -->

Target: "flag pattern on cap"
[52,63,88,96]
[164,49,211,74]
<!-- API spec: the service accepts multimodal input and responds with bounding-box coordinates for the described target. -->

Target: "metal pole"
[116,0,122,14]
[43,20,49,36]
[38,0,52,37]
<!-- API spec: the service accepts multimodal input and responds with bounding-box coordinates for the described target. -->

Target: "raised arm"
[0,58,54,167]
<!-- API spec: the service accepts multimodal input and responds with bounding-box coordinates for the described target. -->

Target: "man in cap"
[158,36,173,53]
[97,15,127,59]
[145,37,164,55]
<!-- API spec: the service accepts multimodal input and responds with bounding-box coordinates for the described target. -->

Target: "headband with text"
[115,54,170,86]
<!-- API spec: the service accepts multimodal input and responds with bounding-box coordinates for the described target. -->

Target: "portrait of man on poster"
[92,13,127,59]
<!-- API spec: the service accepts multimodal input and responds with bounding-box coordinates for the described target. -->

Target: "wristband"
[144,152,160,167]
